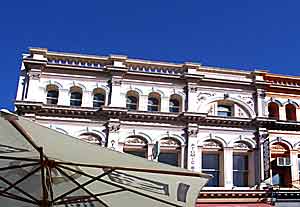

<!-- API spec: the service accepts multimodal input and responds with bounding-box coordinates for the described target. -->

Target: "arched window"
[217,104,233,117]
[169,94,182,113]
[286,104,297,121]
[78,133,102,145]
[70,86,82,107]
[123,136,148,158]
[126,91,139,111]
[158,138,181,167]
[268,102,279,119]
[93,88,106,108]
[46,85,59,105]
[233,141,252,187]
[148,92,161,112]
[270,142,291,187]
[202,140,223,187]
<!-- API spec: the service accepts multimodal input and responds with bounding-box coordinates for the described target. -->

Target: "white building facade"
[14,48,300,206]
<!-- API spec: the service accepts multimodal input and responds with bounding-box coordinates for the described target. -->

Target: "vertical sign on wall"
[263,134,271,180]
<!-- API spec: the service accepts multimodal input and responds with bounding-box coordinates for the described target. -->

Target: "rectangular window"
[217,105,232,117]
[158,152,178,166]
[233,154,248,187]
[202,153,220,187]
[124,150,146,158]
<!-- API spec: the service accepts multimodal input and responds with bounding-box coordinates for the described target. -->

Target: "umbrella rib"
[0,176,39,203]
[8,118,43,154]
[56,161,209,178]
[0,162,39,172]
[0,155,39,162]
[54,166,111,207]
[54,189,126,206]
[1,166,41,195]
[52,166,115,203]
[59,165,182,207]
[0,191,38,205]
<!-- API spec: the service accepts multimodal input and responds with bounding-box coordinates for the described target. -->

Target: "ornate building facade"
[14,48,300,206]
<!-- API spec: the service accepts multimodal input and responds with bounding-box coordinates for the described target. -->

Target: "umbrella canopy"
[0,109,211,207]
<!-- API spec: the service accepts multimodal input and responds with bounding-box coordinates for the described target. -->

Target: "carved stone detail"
[233,142,250,150]
[197,92,216,103]
[125,137,147,145]
[108,123,120,133]
[203,140,222,149]
[187,128,198,137]
[160,138,180,146]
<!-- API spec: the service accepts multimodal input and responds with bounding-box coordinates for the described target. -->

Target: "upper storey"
[14,48,300,129]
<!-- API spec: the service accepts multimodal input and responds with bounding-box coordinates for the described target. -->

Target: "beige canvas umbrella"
[0,109,211,207]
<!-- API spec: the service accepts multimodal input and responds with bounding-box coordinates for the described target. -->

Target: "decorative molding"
[125,137,147,145]
[160,138,180,146]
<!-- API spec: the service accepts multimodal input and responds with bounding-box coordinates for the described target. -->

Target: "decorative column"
[223,147,233,188]
[106,119,121,152]
[57,89,69,106]
[256,89,267,117]
[198,146,203,172]
[290,150,299,186]
[139,95,148,111]
[180,145,185,168]
[109,77,124,107]
[257,128,270,188]
[279,106,286,120]
[186,124,200,172]
[82,90,93,107]
[26,69,42,102]
[186,84,198,113]
[147,143,154,161]
[296,108,300,122]
[161,96,170,112]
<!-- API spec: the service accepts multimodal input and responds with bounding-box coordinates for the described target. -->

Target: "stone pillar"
[257,129,270,188]
[82,91,93,107]
[148,144,154,161]
[256,89,267,117]
[26,70,42,102]
[290,150,299,186]
[186,124,200,172]
[57,89,69,106]
[139,95,148,111]
[106,119,121,152]
[279,106,286,120]
[109,77,124,107]
[161,96,169,112]
[296,108,300,122]
[248,151,256,186]
[187,84,198,113]
[180,145,185,168]
[223,147,233,188]
[198,146,203,172]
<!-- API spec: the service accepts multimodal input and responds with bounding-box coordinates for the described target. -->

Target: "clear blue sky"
[1,1,300,110]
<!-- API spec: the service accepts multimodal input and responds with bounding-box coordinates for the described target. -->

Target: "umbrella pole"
[39,147,51,207]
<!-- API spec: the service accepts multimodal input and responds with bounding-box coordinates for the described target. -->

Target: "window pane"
[125,151,146,158]
[148,97,158,105]
[148,105,158,112]
[71,92,82,99]
[169,99,180,112]
[217,105,232,117]
[126,96,138,110]
[47,91,59,105]
[233,155,248,170]
[202,154,219,170]
[202,154,220,187]
[94,94,105,101]
[233,171,248,187]
[203,170,219,187]
[158,152,178,166]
